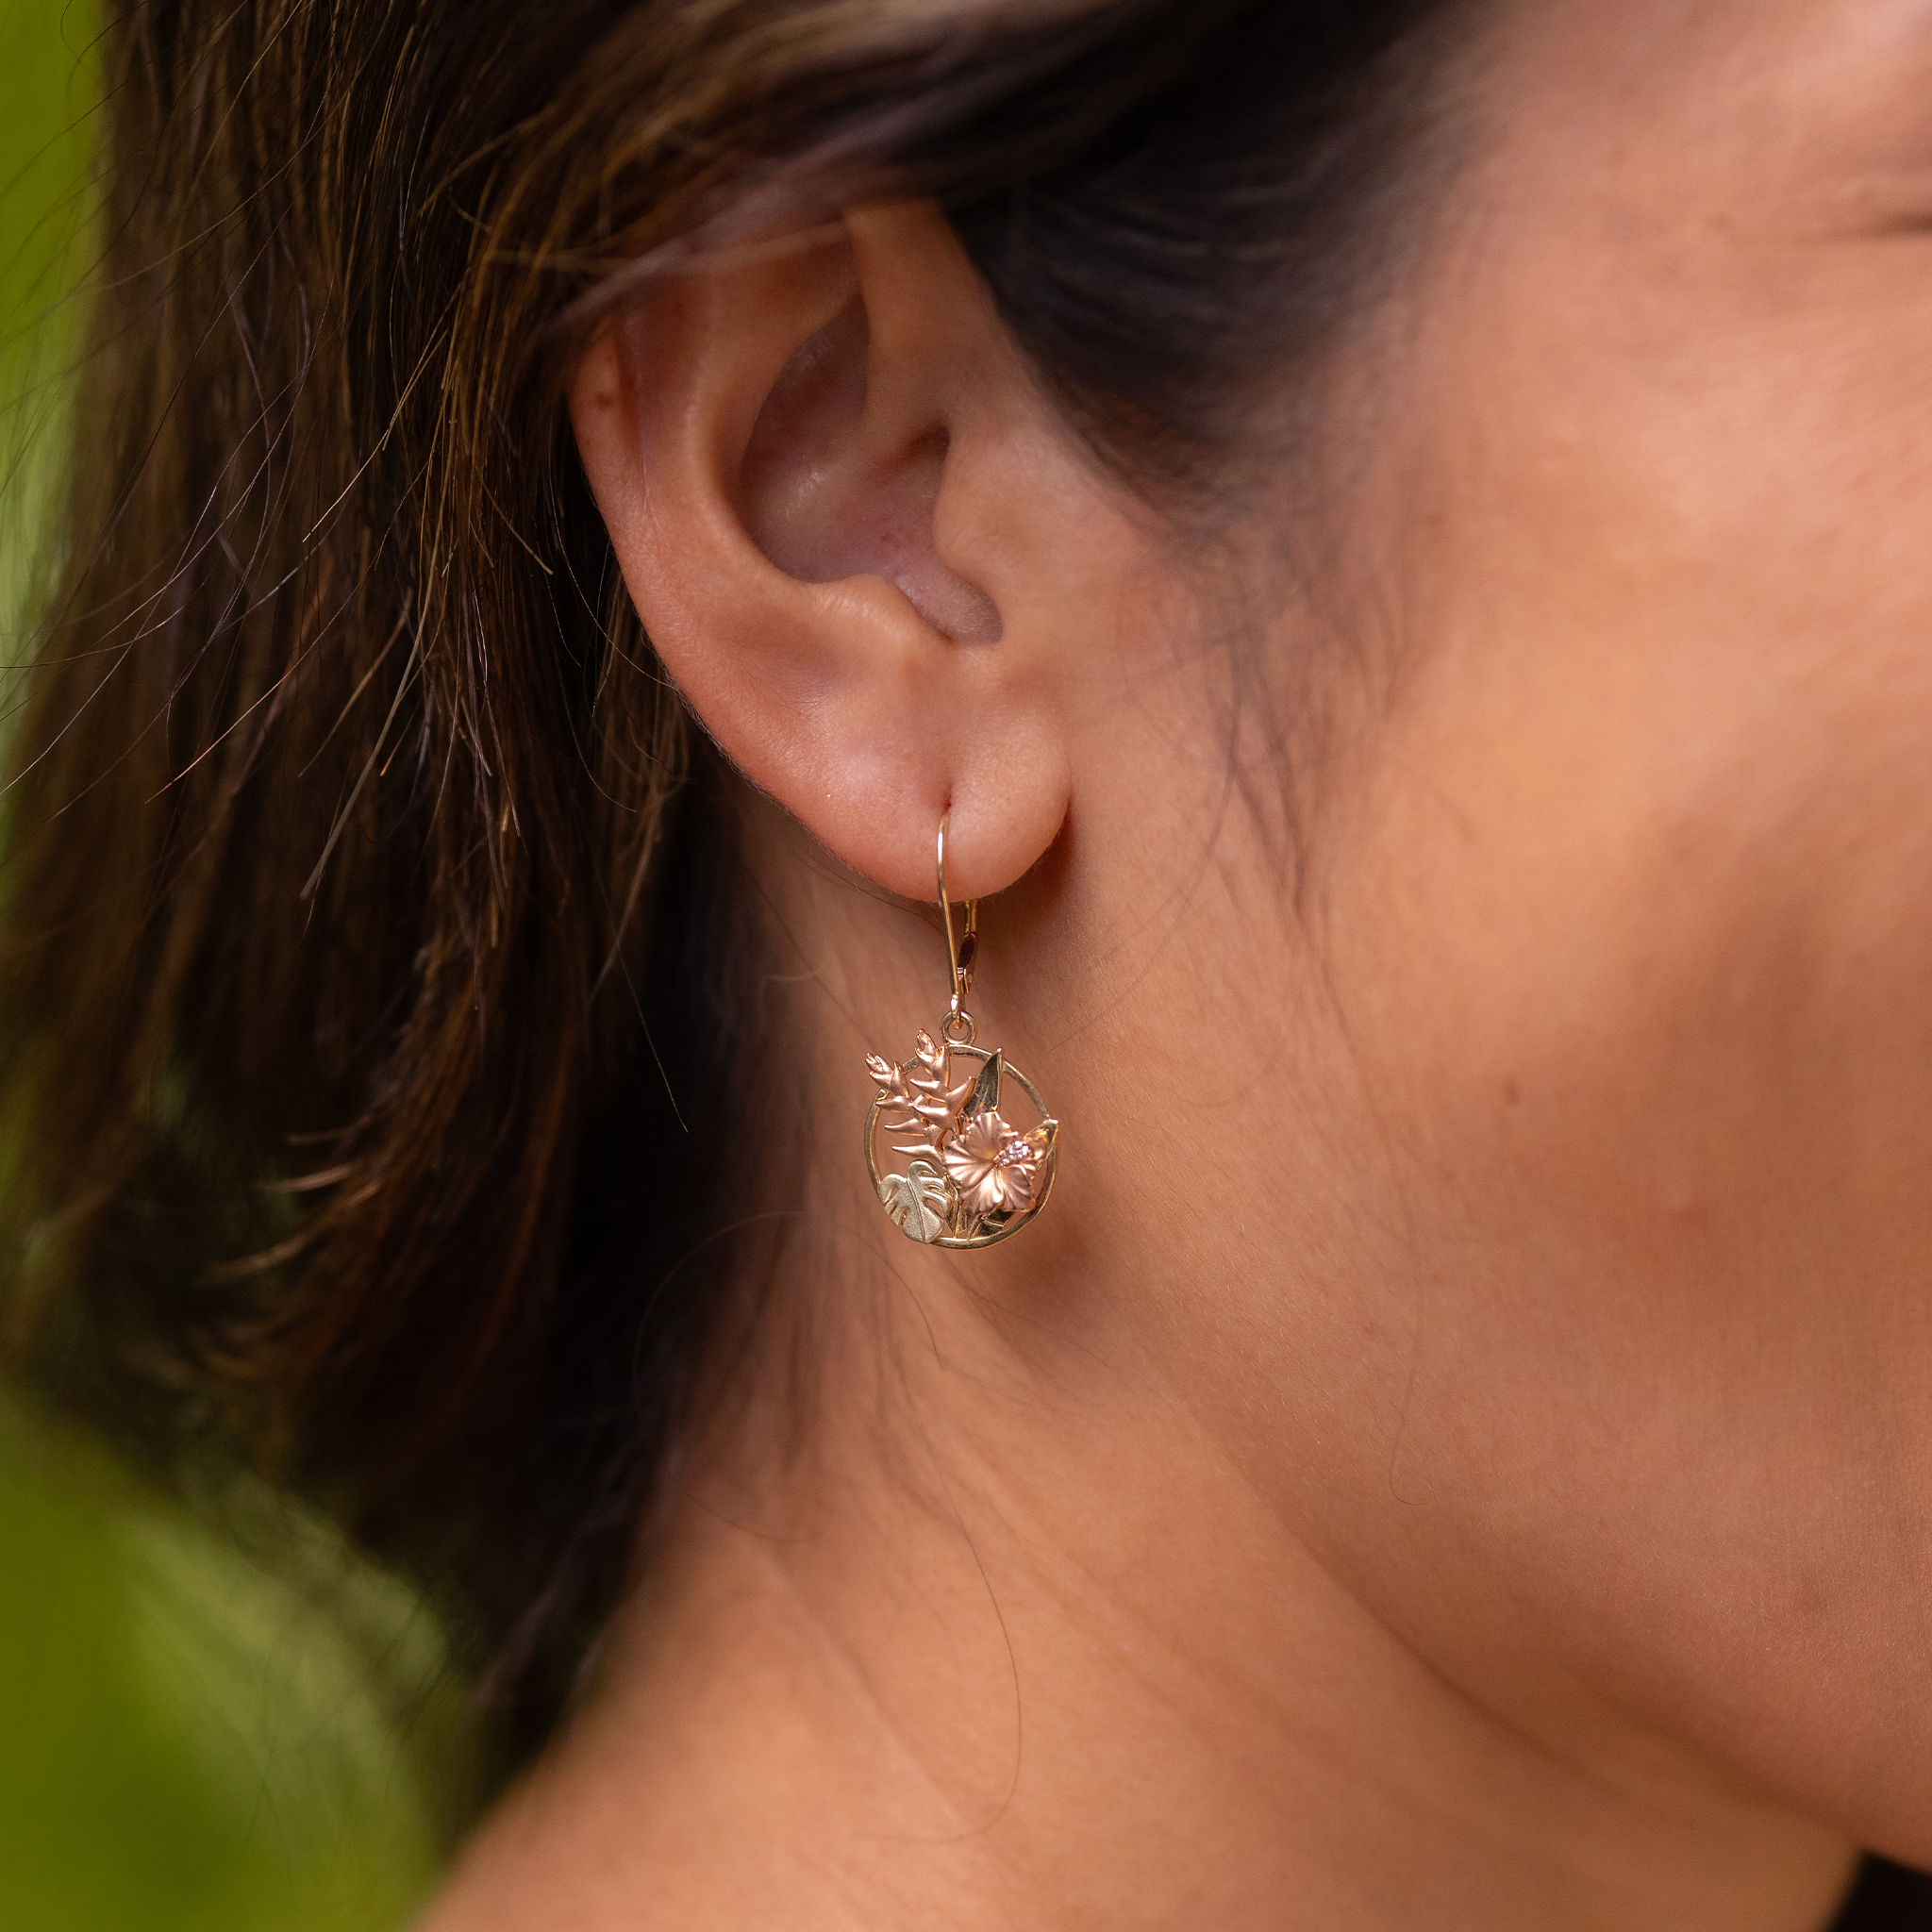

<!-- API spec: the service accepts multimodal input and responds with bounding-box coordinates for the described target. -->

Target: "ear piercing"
[863,814,1058,1247]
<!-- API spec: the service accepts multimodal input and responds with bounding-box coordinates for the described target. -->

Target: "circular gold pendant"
[864,1018,1058,1249]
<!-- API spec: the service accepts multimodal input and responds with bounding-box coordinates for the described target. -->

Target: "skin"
[424,0,1932,1925]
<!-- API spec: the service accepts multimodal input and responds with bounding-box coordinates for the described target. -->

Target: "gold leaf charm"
[865,1024,1058,1249]
[879,1160,954,1243]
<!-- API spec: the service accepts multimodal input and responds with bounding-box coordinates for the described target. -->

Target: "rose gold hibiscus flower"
[942,1109,1041,1217]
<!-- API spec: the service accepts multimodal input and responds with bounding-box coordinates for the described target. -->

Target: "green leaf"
[960,1050,1003,1122]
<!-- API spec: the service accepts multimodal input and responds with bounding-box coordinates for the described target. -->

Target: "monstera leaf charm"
[864,1026,1058,1250]
[879,1160,954,1243]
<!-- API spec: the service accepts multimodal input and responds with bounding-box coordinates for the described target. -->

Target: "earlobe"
[566,203,1073,904]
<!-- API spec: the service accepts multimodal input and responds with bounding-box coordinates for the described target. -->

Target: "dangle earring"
[863,814,1059,1248]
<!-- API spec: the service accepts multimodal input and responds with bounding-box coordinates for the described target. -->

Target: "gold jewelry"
[863,814,1059,1247]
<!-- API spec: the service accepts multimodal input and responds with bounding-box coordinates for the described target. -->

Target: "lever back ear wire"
[860,808,1059,1249]
[936,811,978,1043]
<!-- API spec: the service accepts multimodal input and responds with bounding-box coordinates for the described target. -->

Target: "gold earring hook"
[936,811,977,1043]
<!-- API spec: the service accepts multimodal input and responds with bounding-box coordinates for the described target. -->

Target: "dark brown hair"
[0,0,1460,1778]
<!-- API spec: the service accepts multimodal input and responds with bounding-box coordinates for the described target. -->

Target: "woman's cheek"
[1288,552,1932,1834]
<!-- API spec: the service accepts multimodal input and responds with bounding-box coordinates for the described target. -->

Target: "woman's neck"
[422,1229,1855,1932]
[423,801,1854,1930]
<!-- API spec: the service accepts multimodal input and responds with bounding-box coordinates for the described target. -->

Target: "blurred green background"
[2,8,446,1926]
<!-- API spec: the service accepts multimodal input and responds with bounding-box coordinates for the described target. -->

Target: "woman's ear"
[568,201,1075,903]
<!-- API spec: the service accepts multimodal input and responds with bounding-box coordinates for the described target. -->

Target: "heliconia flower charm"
[865,1028,1058,1248]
